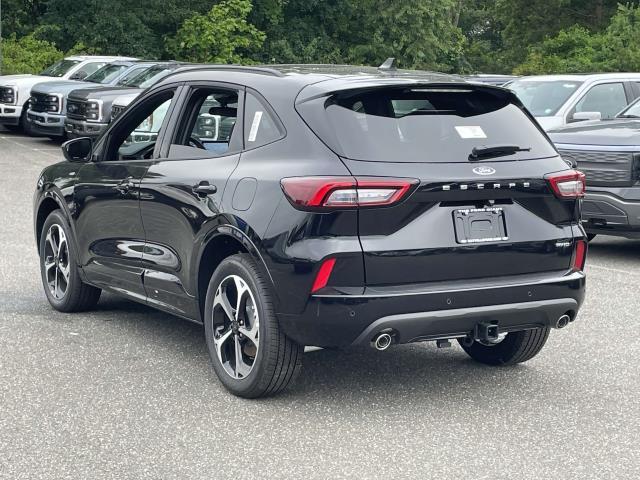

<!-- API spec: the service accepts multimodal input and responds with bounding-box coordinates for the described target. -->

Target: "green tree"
[36,0,214,59]
[167,0,266,63]
[346,0,465,71]
[514,26,604,74]
[514,4,640,74]
[254,0,464,71]
[496,0,619,71]
[0,33,63,75]
[0,0,48,38]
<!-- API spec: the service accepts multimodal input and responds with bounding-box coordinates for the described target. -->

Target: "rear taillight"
[572,239,587,271]
[281,176,417,209]
[546,170,586,198]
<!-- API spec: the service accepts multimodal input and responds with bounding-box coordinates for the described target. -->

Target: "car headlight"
[86,100,102,121]
[0,87,16,105]
[47,95,58,102]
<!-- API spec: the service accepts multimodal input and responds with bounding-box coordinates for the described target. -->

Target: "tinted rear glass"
[301,86,556,163]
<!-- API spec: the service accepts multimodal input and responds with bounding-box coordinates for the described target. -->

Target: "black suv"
[34,63,587,398]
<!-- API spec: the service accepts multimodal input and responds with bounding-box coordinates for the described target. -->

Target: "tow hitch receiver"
[475,321,499,343]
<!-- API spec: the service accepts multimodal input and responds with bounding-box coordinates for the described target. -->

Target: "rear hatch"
[297,82,581,286]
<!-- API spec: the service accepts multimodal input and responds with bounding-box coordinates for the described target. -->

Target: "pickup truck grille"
[30,92,60,113]
[66,99,87,120]
[111,104,126,120]
[557,149,636,187]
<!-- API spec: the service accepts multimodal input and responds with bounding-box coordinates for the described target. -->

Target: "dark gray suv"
[550,97,640,239]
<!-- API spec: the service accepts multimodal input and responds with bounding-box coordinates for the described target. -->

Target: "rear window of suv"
[298,86,557,163]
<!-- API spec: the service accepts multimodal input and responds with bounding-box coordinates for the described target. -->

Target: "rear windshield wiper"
[469,144,531,161]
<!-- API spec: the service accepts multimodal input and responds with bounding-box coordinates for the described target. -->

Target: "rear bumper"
[27,110,65,137]
[64,118,108,138]
[277,270,586,347]
[582,187,640,237]
[0,103,22,125]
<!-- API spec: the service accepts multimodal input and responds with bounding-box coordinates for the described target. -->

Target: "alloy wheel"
[211,275,260,379]
[43,224,70,300]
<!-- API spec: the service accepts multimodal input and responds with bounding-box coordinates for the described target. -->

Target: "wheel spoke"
[58,232,67,260]
[44,256,56,273]
[233,335,243,378]
[239,324,258,347]
[214,288,236,322]
[233,276,248,317]
[54,267,60,298]
[46,228,59,256]
[58,261,70,282]
[214,327,233,365]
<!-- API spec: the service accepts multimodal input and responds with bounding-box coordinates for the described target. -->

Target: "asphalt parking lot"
[1,127,639,479]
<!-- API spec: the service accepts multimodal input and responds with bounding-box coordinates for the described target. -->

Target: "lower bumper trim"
[350,298,578,346]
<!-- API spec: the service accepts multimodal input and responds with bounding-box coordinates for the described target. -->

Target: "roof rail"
[171,64,285,77]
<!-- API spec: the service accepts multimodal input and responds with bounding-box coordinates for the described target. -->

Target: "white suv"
[0,55,135,132]
[509,73,640,130]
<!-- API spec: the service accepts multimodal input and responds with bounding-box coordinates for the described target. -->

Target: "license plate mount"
[453,207,508,244]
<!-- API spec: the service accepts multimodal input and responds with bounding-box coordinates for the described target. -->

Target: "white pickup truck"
[509,73,640,130]
[0,55,135,132]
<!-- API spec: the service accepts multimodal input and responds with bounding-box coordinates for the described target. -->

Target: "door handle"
[116,177,135,194]
[193,181,217,197]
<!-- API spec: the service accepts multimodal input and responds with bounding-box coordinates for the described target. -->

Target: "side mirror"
[62,137,93,163]
[572,111,602,122]
[70,70,88,80]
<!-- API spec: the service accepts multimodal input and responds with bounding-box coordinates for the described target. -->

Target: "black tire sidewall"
[204,254,274,397]
[39,210,80,310]
[20,108,32,135]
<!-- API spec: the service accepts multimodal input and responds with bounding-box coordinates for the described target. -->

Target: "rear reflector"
[281,176,417,209]
[546,170,586,198]
[572,240,587,271]
[311,258,336,293]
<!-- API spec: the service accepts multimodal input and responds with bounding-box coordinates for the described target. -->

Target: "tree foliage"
[1,0,640,75]
[0,33,63,75]
[516,4,640,74]
[167,0,266,63]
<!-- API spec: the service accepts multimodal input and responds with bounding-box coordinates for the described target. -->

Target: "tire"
[20,108,32,135]
[204,253,303,398]
[458,327,550,366]
[39,210,101,312]
[587,233,597,242]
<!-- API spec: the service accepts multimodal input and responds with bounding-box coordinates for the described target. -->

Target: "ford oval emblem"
[472,166,496,176]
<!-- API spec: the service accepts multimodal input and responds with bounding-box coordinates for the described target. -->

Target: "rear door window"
[299,86,557,163]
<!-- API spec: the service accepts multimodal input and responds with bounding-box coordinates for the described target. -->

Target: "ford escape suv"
[33,63,587,398]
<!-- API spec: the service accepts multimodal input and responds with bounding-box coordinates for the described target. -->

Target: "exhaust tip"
[373,333,393,351]
[556,314,571,329]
